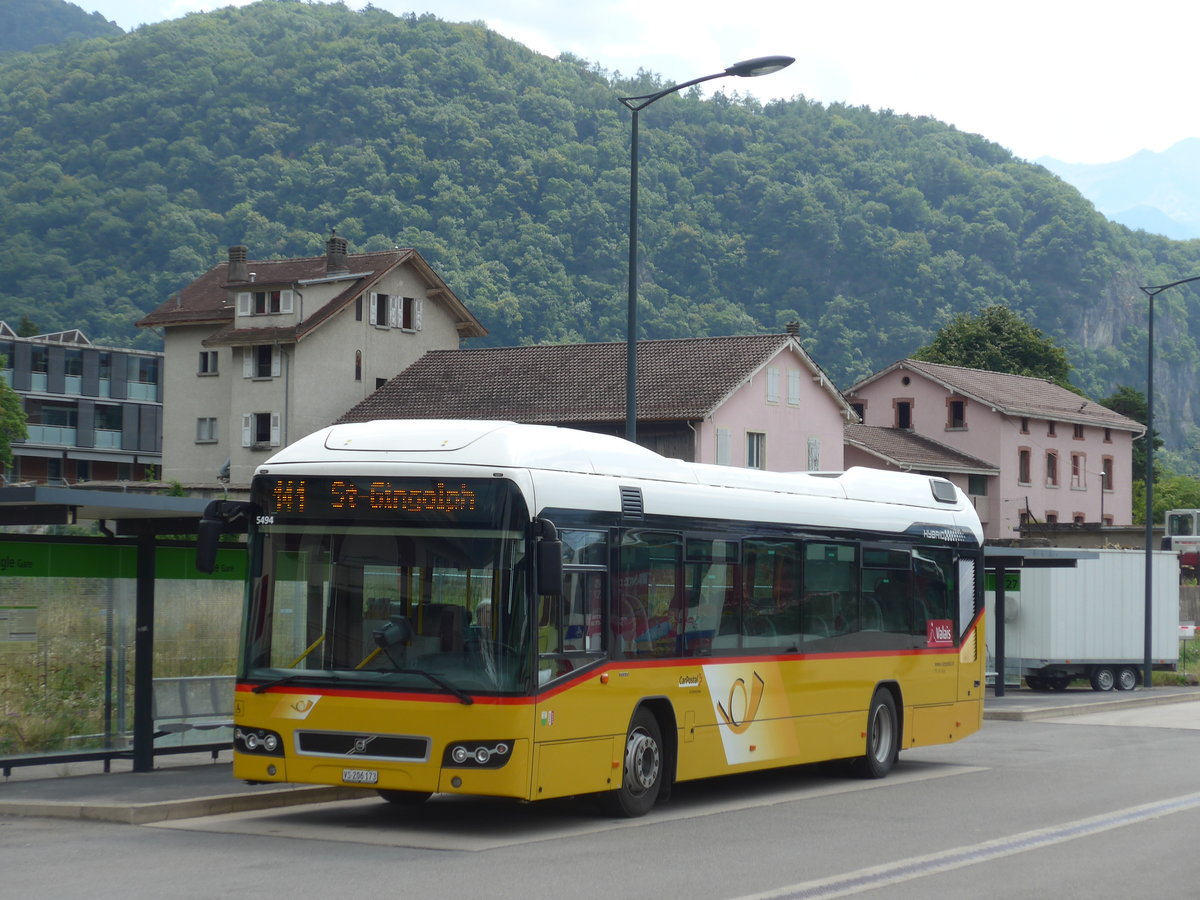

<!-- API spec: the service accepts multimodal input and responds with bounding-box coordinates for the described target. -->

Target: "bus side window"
[684,538,738,655]
[803,542,859,643]
[615,532,682,658]
[743,539,802,650]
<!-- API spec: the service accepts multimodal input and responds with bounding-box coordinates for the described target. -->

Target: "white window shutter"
[415,297,423,331]
[241,414,252,448]
[788,370,802,405]
[390,295,400,328]
[766,367,780,403]
[716,428,731,466]
[368,293,378,325]
[807,436,821,471]
[236,292,251,316]
[242,349,253,378]
[271,346,282,377]
[270,412,281,446]
[279,290,294,313]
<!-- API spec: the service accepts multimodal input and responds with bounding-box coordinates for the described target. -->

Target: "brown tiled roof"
[849,359,1144,434]
[337,334,849,425]
[136,249,485,339]
[845,424,998,474]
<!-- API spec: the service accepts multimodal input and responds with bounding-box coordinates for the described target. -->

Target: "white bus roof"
[261,420,981,540]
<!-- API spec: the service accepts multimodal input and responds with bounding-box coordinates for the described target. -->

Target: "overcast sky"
[80,0,1199,165]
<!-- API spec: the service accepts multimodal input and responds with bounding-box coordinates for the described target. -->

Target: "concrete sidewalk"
[4,686,1199,825]
[0,754,366,824]
[983,683,1200,721]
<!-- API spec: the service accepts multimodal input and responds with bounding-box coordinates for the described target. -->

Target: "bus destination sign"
[254,476,504,522]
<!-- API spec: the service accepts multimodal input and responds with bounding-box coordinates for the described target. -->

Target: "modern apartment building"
[0,322,163,484]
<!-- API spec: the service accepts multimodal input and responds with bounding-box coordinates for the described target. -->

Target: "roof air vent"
[620,486,644,519]
[930,479,958,504]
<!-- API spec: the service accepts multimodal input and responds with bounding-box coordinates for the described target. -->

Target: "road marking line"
[737,791,1200,900]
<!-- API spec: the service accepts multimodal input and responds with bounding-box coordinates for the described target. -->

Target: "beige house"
[337,333,857,471]
[137,236,485,485]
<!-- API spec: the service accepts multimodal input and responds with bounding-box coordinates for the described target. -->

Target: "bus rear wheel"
[602,708,663,817]
[853,689,898,779]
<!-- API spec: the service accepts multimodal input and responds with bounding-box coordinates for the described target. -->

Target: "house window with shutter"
[243,345,281,379]
[716,428,731,466]
[242,412,280,449]
[236,290,294,317]
[787,370,802,406]
[369,293,423,331]
[766,367,780,403]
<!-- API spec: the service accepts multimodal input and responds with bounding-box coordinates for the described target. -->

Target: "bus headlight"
[443,740,512,769]
[235,726,285,757]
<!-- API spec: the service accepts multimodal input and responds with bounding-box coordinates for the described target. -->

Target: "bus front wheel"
[602,708,663,817]
[854,689,898,779]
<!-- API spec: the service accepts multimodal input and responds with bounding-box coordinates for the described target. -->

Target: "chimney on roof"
[228,245,248,282]
[326,230,349,274]
[785,321,800,335]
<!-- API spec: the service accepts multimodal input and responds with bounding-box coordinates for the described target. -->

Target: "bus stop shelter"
[0,485,224,773]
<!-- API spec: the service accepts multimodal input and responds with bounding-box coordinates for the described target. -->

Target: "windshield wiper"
[251,672,343,694]
[373,667,474,705]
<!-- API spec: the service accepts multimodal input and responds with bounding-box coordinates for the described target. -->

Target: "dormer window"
[236,289,293,317]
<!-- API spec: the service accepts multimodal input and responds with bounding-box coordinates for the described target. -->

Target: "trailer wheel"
[1116,666,1139,691]
[1090,666,1116,692]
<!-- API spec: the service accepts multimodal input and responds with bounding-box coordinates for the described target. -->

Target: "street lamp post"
[1139,274,1200,689]
[619,55,794,442]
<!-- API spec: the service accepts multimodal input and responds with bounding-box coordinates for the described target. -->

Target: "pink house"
[846,360,1145,539]
[338,333,856,472]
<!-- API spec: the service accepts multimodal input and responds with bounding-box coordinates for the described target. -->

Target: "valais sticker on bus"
[926,619,954,647]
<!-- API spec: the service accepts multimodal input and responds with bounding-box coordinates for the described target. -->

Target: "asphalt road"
[4,695,1200,899]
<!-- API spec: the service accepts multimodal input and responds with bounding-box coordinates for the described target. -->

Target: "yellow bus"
[199,419,985,817]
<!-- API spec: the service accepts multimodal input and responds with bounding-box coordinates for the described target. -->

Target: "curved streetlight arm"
[619,55,796,111]
[1140,274,1200,297]
[1138,273,1200,691]
[620,55,793,442]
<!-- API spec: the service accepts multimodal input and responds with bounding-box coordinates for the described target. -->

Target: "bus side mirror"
[534,517,563,596]
[196,516,224,574]
[195,500,255,573]
[537,539,563,596]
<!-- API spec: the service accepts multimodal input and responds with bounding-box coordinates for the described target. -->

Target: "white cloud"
[81,0,1200,163]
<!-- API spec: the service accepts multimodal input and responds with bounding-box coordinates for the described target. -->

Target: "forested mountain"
[1,1,1199,461]
[0,0,122,55]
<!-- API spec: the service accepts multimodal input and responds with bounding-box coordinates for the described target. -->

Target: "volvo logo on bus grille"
[296,731,430,762]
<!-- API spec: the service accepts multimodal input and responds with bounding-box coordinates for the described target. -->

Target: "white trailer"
[986,549,1179,691]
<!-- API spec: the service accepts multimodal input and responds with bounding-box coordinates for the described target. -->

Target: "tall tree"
[0,356,27,472]
[912,305,1074,388]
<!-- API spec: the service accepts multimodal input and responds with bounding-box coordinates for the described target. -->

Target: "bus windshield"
[243,521,533,696]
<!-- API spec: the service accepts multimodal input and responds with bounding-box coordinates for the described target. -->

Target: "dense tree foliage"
[0,356,28,468]
[2,1,1200,460]
[0,0,121,54]
[912,305,1074,387]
